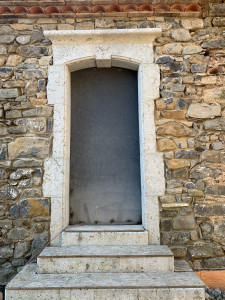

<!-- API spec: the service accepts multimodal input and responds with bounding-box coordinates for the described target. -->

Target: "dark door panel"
[70,67,141,225]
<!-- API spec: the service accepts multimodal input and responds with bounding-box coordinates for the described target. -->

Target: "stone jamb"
[43,29,164,245]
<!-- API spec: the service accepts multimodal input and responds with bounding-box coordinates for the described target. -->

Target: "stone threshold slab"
[39,245,173,258]
[65,225,145,232]
[62,231,149,246]
[7,264,205,290]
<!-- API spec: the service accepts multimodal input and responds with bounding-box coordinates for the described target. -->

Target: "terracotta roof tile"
[186,3,201,11]
[76,4,91,12]
[14,5,29,13]
[155,3,170,11]
[92,4,106,12]
[123,4,138,11]
[0,3,204,16]
[60,4,75,12]
[0,5,13,13]
[29,5,45,13]
[170,3,185,11]
[45,5,60,13]
[108,4,122,12]
[139,4,154,12]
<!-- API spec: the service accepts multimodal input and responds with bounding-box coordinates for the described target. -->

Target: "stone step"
[6,264,205,300]
[61,225,149,246]
[38,245,174,274]
[174,260,193,272]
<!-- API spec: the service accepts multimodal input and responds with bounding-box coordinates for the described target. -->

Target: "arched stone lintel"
[66,56,141,72]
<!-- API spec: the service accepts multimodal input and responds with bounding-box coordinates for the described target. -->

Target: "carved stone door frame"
[43,29,164,245]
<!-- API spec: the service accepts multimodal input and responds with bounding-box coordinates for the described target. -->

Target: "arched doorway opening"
[70,67,141,225]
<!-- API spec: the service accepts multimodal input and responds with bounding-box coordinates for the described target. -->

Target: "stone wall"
[0,24,52,284]
[0,3,224,284]
[153,8,225,270]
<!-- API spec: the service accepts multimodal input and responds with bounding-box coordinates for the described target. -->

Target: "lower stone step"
[62,225,148,246]
[6,264,205,300]
[38,245,174,273]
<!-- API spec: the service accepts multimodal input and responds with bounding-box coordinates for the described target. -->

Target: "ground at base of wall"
[206,287,225,300]
[196,270,225,291]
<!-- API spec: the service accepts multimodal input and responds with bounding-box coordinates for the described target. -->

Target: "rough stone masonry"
[0,1,225,285]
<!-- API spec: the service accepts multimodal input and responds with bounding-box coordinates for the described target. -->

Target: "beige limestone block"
[156,99,175,110]
[95,18,115,29]
[157,138,177,151]
[0,57,5,66]
[16,35,31,45]
[173,215,196,230]
[171,29,191,42]
[37,91,47,99]
[11,24,33,31]
[183,76,194,84]
[24,58,37,64]
[188,189,204,197]
[167,187,183,194]
[8,137,50,159]
[164,152,174,159]
[157,121,195,137]
[162,43,183,55]
[166,159,190,169]
[26,117,46,133]
[187,103,221,119]
[196,76,217,85]
[161,110,186,120]
[25,80,38,96]
[181,18,204,30]
[189,55,205,64]
[3,80,24,88]
[30,99,47,105]
[203,87,225,103]
[65,18,75,24]
[156,22,173,31]
[57,24,74,30]
[182,45,203,55]
[162,203,189,208]
[40,24,57,31]
[39,56,52,66]
[6,55,23,67]
[75,21,94,30]
[213,17,225,26]
[0,45,6,55]
[160,195,176,203]
[37,18,58,24]
[18,19,34,24]
[174,138,188,149]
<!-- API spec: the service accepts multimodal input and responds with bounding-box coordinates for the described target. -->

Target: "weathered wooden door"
[70,68,141,225]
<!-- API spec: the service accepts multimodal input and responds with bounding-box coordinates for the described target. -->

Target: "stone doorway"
[43,28,164,245]
[70,67,141,225]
